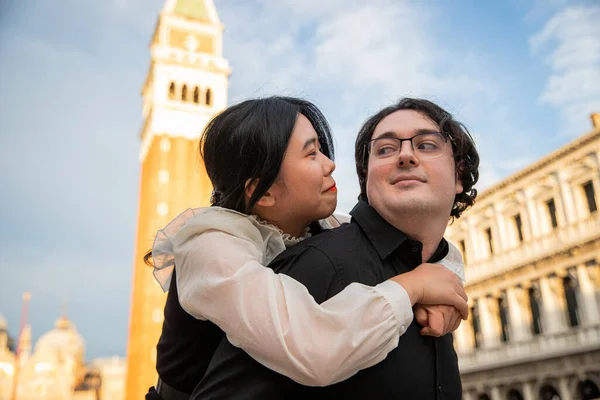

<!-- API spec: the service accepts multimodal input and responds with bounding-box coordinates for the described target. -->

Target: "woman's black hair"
[202,95,335,213]
[144,96,334,266]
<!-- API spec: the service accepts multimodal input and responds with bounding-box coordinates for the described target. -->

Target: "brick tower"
[124,1,230,397]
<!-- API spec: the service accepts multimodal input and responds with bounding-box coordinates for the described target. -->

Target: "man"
[191,98,480,399]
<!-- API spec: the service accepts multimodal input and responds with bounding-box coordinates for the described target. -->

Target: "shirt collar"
[349,200,449,262]
[349,200,409,260]
[430,236,449,263]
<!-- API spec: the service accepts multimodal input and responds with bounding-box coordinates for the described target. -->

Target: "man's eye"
[376,146,397,156]
[417,142,439,151]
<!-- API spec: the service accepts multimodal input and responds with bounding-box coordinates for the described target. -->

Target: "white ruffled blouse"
[152,207,465,387]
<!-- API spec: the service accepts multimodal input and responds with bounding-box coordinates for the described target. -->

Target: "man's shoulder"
[268,223,364,302]
[269,222,384,302]
[269,222,369,277]
[270,222,363,265]
[299,222,363,251]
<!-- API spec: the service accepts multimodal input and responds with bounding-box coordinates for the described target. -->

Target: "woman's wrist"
[388,272,421,306]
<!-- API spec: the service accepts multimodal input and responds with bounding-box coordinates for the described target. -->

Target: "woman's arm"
[175,230,412,387]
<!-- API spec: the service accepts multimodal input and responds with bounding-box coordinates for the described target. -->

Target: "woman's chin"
[319,202,338,220]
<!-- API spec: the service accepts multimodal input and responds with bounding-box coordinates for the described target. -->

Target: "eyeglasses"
[367,132,449,161]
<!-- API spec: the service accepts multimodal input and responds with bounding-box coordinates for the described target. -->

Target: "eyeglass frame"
[365,131,453,162]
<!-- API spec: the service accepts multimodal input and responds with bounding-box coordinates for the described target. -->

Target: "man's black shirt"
[192,200,462,399]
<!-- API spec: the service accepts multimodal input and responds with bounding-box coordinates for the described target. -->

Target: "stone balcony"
[458,323,600,374]
[465,213,600,284]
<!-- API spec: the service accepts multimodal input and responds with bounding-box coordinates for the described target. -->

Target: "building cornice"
[476,128,600,202]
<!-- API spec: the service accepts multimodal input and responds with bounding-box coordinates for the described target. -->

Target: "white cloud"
[530,4,600,135]
[221,0,496,103]
[313,3,431,88]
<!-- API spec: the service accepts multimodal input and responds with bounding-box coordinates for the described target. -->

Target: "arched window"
[193,86,200,104]
[498,292,511,343]
[168,82,176,100]
[471,301,482,349]
[181,84,188,102]
[582,181,597,213]
[528,284,543,335]
[205,88,212,106]
[507,389,524,400]
[563,272,580,327]
[577,379,600,400]
[539,384,560,400]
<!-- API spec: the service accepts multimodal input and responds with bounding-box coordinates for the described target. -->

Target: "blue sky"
[0,0,598,360]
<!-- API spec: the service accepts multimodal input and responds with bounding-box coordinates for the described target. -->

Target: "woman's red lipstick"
[328,184,337,192]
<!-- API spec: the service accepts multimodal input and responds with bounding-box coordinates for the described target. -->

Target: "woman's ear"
[245,179,275,208]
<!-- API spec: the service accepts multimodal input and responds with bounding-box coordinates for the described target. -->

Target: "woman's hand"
[389,263,468,319]
[414,304,462,336]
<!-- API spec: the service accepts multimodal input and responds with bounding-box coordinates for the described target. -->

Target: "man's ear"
[245,179,275,207]
[455,161,464,194]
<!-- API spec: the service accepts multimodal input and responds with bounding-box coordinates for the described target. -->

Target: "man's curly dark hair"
[355,98,480,220]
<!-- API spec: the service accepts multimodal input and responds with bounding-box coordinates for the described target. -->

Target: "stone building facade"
[446,115,600,400]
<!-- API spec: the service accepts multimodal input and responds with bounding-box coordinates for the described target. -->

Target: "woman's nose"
[323,155,336,175]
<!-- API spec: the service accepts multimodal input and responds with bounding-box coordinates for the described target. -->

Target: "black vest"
[155,269,224,394]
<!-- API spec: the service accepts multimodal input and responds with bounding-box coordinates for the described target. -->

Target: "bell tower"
[124,0,230,397]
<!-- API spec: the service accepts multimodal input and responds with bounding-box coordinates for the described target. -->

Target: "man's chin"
[388,197,430,213]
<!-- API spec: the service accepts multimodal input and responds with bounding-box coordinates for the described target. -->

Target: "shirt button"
[400,324,406,332]
[438,385,442,393]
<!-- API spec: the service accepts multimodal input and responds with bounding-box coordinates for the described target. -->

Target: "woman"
[146,96,467,399]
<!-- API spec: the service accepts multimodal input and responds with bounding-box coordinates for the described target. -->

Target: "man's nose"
[396,141,419,167]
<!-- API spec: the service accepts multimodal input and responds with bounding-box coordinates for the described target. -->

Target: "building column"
[577,263,600,324]
[468,221,482,262]
[493,204,507,254]
[522,381,536,400]
[490,386,502,400]
[539,275,568,333]
[463,390,475,400]
[506,285,532,342]
[558,377,574,400]
[558,172,578,224]
[454,317,474,355]
[479,296,501,348]
[524,190,542,239]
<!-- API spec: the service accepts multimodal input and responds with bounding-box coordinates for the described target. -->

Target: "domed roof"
[34,316,85,362]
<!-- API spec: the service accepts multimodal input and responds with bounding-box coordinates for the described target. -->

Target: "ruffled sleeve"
[151,207,285,292]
